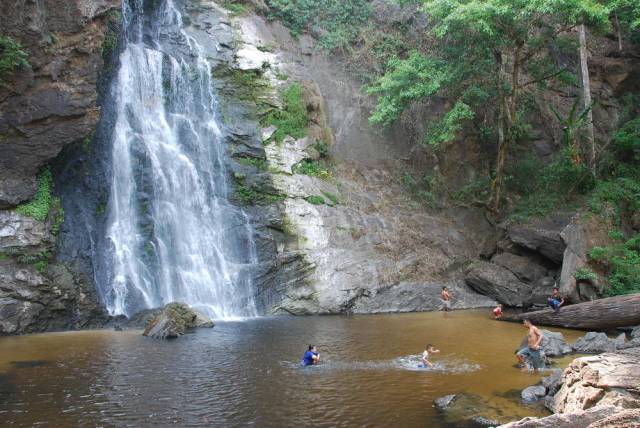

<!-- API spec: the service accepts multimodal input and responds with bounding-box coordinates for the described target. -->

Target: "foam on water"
[285,354,481,374]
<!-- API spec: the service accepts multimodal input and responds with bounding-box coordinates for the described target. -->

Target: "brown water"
[0,310,583,427]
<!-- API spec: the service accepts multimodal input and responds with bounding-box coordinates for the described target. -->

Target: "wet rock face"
[0,0,119,207]
[0,210,108,335]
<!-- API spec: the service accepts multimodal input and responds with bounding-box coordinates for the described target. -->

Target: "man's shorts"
[549,299,561,309]
[517,347,544,368]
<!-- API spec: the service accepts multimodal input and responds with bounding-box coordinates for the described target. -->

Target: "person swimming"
[421,344,440,368]
[302,345,320,366]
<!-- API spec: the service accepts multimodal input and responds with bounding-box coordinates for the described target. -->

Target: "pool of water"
[0,310,583,427]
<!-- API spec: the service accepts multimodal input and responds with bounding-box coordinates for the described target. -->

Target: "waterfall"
[99,0,258,319]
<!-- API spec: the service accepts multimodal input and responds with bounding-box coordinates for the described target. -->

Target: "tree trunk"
[502,294,640,330]
[614,13,623,53]
[579,24,596,173]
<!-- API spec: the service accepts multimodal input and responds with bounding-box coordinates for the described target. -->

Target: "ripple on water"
[283,354,481,374]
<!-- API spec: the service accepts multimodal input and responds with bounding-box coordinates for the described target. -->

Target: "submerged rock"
[142,303,214,339]
[433,394,456,410]
[521,385,546,403]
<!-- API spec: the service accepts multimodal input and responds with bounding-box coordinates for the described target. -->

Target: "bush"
[321,191,339,205]
[573,267,597,282]
[236,156,267,171]
[305,195,325,205]
[0,36,29,86]
[292,159,332,180]
[262,83,308,143]
[266,0,371,51]
[588,235,640,296]
[15,168,54,221]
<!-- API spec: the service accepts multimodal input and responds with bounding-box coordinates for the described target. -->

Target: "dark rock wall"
[0,0,119,207]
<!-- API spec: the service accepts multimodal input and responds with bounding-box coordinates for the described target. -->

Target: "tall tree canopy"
[367,0,610,212]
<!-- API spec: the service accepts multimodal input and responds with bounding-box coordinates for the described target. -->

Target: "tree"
[367,0,609,213]
[578,24,595,172]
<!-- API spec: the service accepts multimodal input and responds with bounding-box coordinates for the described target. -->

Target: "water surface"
[0,310,583,427]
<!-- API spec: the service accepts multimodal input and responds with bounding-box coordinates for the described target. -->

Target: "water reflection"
[0,311,583,427]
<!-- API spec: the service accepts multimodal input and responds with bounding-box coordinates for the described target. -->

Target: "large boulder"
[498,405,626,427]
[464,261,530,307]
[142,303,214,339]
[507,216,568,264]
[539,330,573,357]
[572,332,625,353]
[553,347,640,414]
[491,252,548,284]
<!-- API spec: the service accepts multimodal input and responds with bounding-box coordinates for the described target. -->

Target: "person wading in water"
[441,286,452,311]
[516,319,544,371]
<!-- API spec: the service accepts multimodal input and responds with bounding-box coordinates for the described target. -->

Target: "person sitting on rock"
[547,287,565,313]
[421,344,440,368]
[516,319,544,372]
[493,304,503,319]
[302,345,320,366]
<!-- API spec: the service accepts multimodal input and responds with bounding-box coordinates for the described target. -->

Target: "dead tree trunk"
[502,294,640,330]
[579,24,596,173]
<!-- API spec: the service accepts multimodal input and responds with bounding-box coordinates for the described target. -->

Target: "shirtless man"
[441,286,452,311]
[516,319,544,371]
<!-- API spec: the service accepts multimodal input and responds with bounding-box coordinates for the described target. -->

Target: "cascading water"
[100,0,258,319]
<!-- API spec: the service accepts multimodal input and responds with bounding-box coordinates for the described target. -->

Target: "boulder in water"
[142,303,214,339]
[572,332,621,353]
[433,394,456,410]
[541,369,563,396]
[539,330,572,357]
[521,385,547,403]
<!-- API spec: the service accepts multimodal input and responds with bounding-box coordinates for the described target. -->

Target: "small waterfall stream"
[100,0,258,319]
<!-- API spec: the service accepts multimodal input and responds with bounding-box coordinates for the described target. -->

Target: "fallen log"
[501,293,640,330]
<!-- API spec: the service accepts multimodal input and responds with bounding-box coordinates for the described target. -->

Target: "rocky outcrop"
[221,9,497,315]
[500,347,640,427]
[465,261,532,307]
[0,211,107,334]
[0,0,120,207]
[572,332,627,353]
[142,303,214,339]
[539,330,573,357]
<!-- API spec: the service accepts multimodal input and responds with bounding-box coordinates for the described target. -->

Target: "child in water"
[493,304,503,319]
[421,344,440,368]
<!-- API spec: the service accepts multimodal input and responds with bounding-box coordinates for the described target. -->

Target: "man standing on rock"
[441,286,452,311]
[516,319,544,371]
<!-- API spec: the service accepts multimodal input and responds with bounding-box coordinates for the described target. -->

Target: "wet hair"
[523,318,531,325]
[308,345,314,351]
[426,343,433,350]
[442,286,447,290]
[553,287,559,291]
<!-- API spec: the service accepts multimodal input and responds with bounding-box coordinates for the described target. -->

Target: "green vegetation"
[321,191,339,205]
[367,0,609,211]
[15,168,54,221]
[305,195,325,205]
[234,174,286,205]
[262,83,308,143]
[236,156,268,171]
[313,140,329,158]
[573,266,598,282]
[400,170,437,207]
[265,0,371,50]
[589,235,640,296]
[221,0,248,16]
[0,36,29,87]
[50,198,65,236]
[17,250,51,275]
[213,66,271,103]
[101,11,120,61]
[292,159,332,180]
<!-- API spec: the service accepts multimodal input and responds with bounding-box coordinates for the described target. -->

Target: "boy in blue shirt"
[302,345,320,366]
